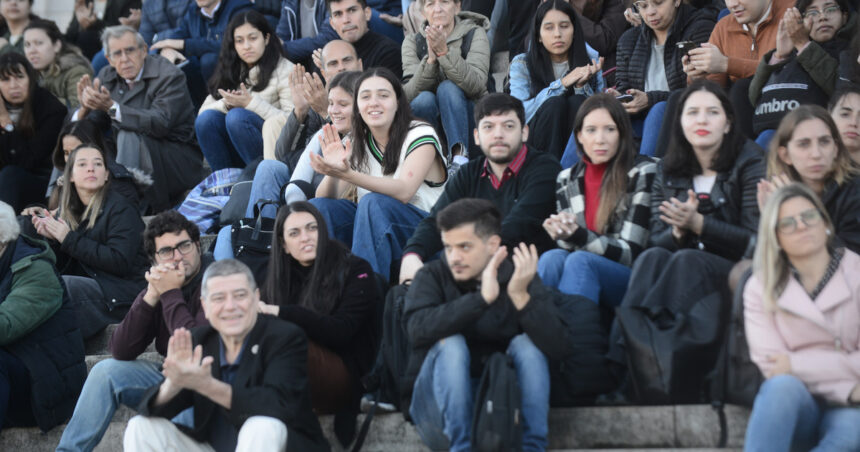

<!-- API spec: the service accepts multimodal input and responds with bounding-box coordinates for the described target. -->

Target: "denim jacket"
[509,45,605,123]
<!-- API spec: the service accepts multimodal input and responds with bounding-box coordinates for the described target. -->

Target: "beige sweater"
[199,57,295,120]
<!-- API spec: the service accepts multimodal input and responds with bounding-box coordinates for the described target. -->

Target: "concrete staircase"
[0,325,752,451]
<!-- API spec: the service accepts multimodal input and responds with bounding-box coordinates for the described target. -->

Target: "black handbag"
[231,199,278,285]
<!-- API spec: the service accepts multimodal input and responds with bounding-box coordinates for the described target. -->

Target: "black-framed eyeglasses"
[776,208,822,234]
[155,240,195,260]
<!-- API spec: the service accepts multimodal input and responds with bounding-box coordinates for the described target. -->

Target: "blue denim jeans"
[56,359,164,452]
[247,159,291,219]
[560,101,667,168]
[411,81,475,159]
[745,374,860,452]
[195,108,265,171]
[409,334,550,452]
[310,193,428,279]
[537,249,631,308]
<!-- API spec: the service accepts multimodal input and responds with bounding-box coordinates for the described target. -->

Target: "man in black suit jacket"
[123,259,329,452]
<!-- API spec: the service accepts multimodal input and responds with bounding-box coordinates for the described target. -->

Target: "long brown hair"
[572,93,637,232]
[768,105,860,186]
[60,144,111,230]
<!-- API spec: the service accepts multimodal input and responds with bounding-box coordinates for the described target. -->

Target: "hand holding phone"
[676,41,699,57]
[616,94,634,103]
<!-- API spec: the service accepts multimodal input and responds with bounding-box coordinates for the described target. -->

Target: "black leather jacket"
[649,140,766,261]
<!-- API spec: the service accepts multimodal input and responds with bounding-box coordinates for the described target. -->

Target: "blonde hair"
[60,144,110,230]
[767,105,860,185]
[752,183,834,311]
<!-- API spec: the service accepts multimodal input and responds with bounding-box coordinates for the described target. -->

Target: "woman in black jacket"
[0,52,66,212]
[605,81,765,392]
[31,143,147,339]
[761,104,860,252]
[258,201,379,415]
[611,0,717,157]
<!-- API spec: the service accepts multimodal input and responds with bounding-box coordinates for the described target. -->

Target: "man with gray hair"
[74,25,207,213]
[0,201,86,433]
[124,259,329,451]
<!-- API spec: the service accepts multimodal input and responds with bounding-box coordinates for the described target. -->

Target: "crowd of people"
[0,0,859,450]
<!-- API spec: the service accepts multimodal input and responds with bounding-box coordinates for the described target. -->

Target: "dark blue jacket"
[140,0,192,44]
[165,0,253,57]
[276,0,338,63]
[0,236,86,431]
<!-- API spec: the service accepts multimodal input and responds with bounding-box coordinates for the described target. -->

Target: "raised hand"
[480,246,508,304]
[162,328,214,391]
[303,71,328,117]
[775,13,794,59]
[310,123,352,178]
[75,0,96,29]
[783,8,811,52]
[508,243,538,310]
[289,65,309,118]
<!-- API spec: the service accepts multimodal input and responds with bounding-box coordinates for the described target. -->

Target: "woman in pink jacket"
[744,182,860,452]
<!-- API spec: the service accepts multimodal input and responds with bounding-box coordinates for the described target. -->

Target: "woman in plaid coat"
[537,93,657,308]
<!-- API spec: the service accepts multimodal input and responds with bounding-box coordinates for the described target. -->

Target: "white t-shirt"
[693,174,717,194]
[644,41,669,92]
[356,122,447,212]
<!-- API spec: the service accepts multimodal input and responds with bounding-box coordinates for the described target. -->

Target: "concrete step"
[0,404,750,451]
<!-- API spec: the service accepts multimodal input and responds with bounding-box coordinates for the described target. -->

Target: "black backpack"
[471,352,523,452]
[708,268,764,447]
[615,288,730,404]
[231,199,278,285]
[352,283,412,452]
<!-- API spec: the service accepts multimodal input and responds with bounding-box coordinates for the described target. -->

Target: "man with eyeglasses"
[57,210,213,452]
[74,25,206,214]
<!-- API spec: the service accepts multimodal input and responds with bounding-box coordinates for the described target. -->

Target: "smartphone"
[676,41,699,57]
[616,94,634,103]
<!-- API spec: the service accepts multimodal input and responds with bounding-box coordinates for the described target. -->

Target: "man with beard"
[398,93,560,283]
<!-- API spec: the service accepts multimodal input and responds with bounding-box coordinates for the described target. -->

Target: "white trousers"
[123,414,288,452]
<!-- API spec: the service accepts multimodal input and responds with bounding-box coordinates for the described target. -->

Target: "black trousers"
[527,93,586,161]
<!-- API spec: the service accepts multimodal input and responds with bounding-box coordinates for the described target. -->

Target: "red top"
[583,159,608,232]
[481,144,529,190]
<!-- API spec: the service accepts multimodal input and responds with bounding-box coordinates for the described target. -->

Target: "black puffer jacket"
[615,4,718,106]
[649,140,766,261]
[0,235,86,432]
[0,87,66,172]
[56,190,148,308]
[822,176,860,254]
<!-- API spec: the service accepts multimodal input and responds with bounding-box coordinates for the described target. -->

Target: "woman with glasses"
[611,0,716,157]
[748,0,856,148]
[604,81,765,396]
[30,143,148,339]
[759,104,860,252]
[743,182,860,452]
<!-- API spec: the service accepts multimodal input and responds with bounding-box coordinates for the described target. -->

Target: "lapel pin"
[251,344,259,355]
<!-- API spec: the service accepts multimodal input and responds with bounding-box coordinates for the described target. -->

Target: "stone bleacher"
[0,324,751,452]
